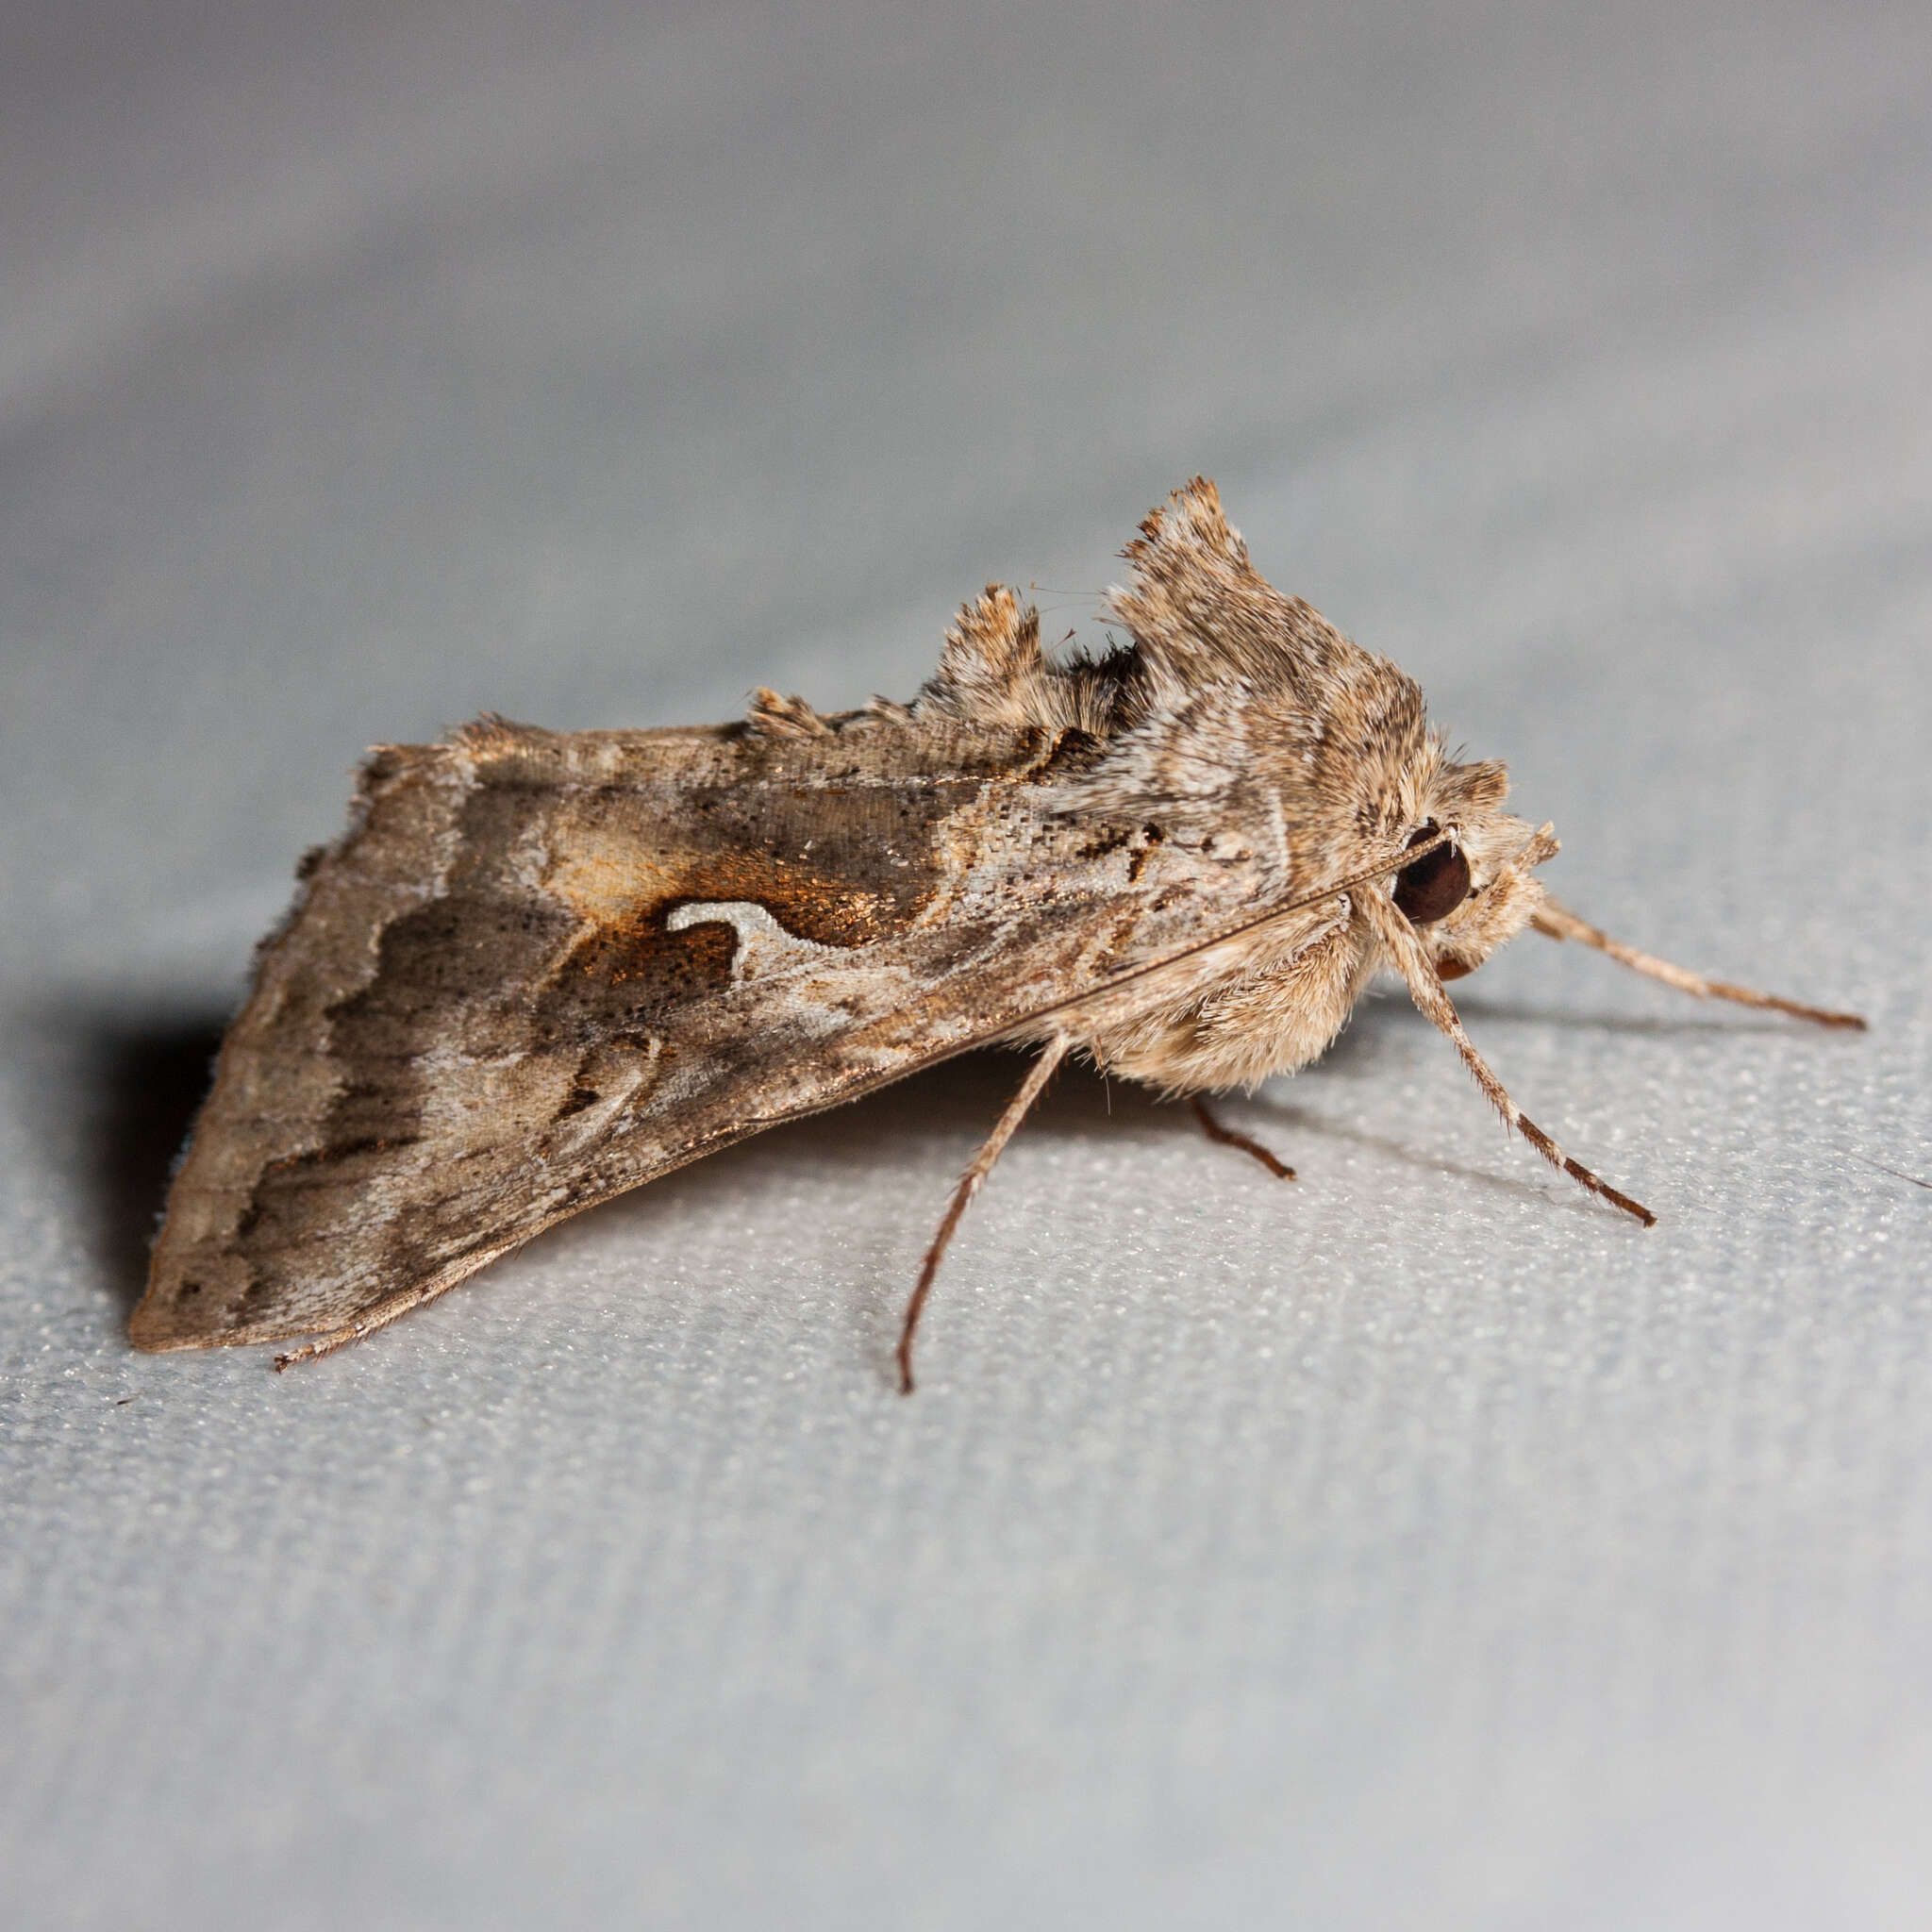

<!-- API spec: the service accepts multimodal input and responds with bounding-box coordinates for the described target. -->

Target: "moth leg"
[1533,897,1866,1030]
[273,1291,445,1369]
[271,1251,514,1369]
[1191,1097,1295,1180]
[897,1035,1071,1395]
[1364,891,1657,1226]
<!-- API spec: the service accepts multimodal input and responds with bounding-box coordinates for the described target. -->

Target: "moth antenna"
[1857,1157,1932,1191]
[1191,1097,1295,1179]
[1363,891,1656,1226]
[898,1036,1071,1394]
[1532,898,1866,1030]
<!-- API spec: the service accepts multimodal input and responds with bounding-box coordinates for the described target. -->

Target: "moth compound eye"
[1393,825,1473,925]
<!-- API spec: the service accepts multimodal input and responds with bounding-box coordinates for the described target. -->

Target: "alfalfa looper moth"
[135,479,1863,1388]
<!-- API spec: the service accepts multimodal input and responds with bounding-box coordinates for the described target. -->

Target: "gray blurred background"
[4,4,1929,1926]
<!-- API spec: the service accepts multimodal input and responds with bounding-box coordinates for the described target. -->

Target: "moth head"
[1391,758,1556,981]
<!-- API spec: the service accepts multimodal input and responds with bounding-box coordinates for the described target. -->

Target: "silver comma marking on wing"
[664,899,847,981]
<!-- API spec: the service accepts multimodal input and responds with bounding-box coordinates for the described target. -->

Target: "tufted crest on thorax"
[911,477,1437,890]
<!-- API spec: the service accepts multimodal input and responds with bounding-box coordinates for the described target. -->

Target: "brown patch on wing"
[543,774,979,946]
[561,912,740,1014]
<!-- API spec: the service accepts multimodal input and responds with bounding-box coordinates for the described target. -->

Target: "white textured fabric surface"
[4,4,1929,1925]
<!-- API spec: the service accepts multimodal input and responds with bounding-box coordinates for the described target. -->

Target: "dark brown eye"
[1393,824,1472,925]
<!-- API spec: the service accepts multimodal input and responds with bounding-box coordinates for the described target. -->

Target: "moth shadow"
[1238,1000,1662,1211]
[558,1047,1173,1385]
[1242,1093,1586,1212]
[53,1002,229,1319]
[1449,995,1808,1038]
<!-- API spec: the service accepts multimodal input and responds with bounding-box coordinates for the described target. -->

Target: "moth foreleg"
[1365,891,1656,1226]
[1532,898,1866,1030]
[1190,1097,1296,1180]
[897,1036,1071,1395]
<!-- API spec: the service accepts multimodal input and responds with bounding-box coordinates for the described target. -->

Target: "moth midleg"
[897,1035,1072,1395]
[273,1293,429,1369]
[1532,898,1866,1029]
[272,1250,517,1369]
[1364,891,1656,1226]
[1190,1097,1295,1180]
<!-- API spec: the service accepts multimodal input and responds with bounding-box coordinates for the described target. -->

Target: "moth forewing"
[134,477,1864,1375]
[134,710,1265,1357]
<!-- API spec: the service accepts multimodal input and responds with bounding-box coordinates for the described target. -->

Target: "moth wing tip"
[126,1307,213,1352]
[128,1262,259,1352]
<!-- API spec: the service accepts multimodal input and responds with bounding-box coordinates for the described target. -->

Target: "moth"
[134,479,1863,1388]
